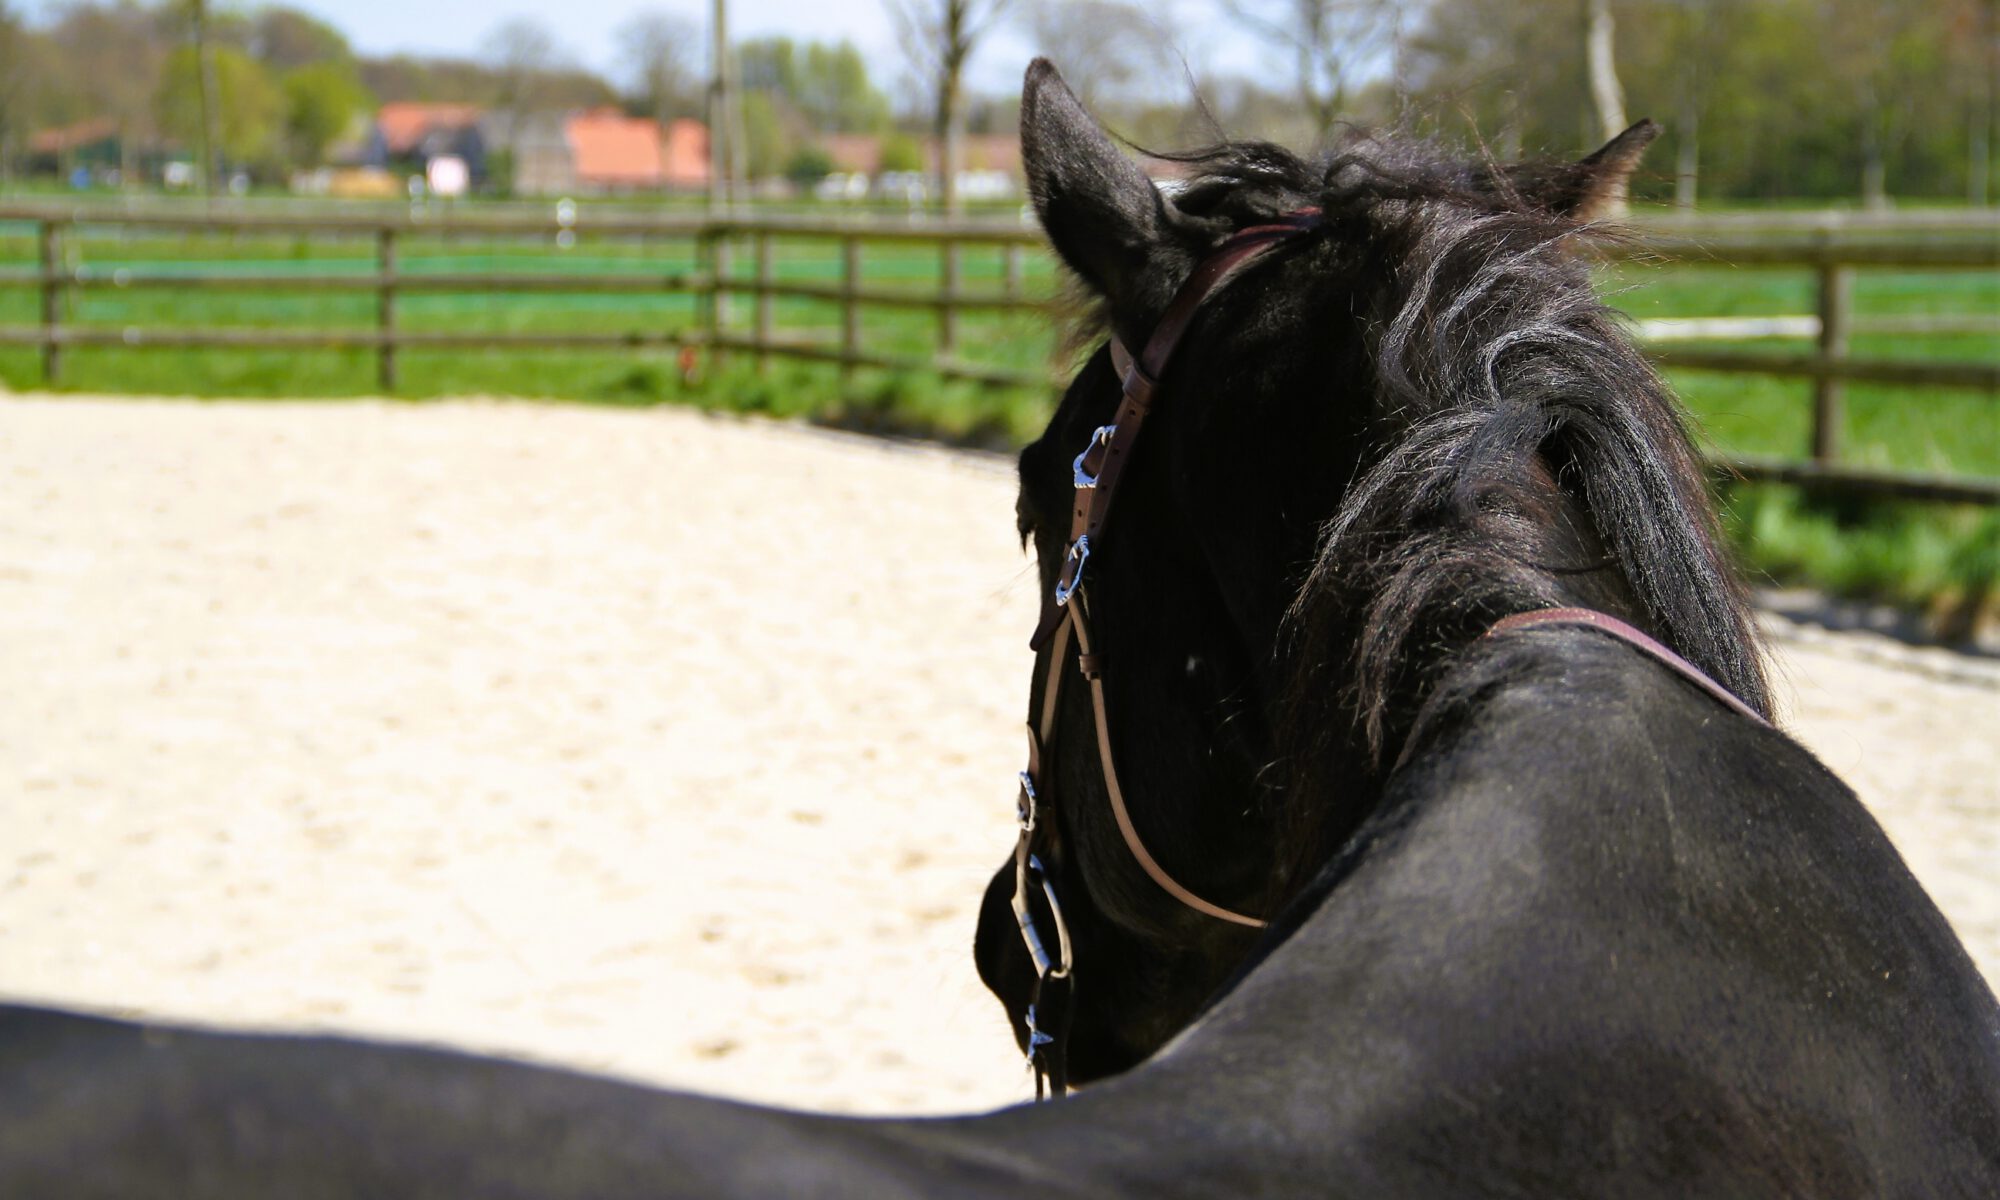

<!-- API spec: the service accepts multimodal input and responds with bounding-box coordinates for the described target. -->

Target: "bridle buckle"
[1053,536,1090,607]
[1070,424,1116,489]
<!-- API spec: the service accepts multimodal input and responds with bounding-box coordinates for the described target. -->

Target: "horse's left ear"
[1545,119,1660,220]
[1019,58,1169,305]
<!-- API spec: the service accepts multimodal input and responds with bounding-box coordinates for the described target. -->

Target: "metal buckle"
[1053,535,1090,607]
[1070,425,1115,489]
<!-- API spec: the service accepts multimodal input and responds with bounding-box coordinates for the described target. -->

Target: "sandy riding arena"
[2,396,1994,1115]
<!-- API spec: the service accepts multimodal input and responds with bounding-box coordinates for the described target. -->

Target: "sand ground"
[1,397,1993,1115]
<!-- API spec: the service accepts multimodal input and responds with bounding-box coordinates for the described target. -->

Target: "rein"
[1005,213,1769,1101]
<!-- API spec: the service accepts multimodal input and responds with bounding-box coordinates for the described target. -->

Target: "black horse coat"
[7,631,1995,1197]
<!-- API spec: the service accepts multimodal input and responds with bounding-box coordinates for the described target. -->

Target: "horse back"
[1157,630,1999,1196]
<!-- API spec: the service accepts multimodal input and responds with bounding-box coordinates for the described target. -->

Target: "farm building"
[23,118,186,186]
[364,102,490,187]
[511,110,709,195]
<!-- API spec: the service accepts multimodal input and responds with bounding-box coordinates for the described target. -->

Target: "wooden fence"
[0,205,1993,505]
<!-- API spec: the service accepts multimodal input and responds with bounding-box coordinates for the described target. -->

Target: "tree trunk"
[1584,0,1629,215]
[1973,13,1995,207]
[1860,114,1887,211]
[1584,0,1627,140]
[1973,102,1991,208]
[1675,92,1700,210]
[937,51,963,215]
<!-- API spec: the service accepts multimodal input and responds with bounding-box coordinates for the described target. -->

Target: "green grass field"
[0,219,1992,619]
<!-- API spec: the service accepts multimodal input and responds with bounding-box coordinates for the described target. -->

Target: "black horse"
[5,62,1995,1196]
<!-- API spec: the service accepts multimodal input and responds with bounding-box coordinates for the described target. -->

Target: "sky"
[21,0,1267,99]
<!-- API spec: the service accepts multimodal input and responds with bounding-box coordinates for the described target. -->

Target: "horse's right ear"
[1020,58,1167,305]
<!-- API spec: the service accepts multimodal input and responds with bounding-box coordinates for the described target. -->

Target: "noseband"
[1012,210,1321,1098]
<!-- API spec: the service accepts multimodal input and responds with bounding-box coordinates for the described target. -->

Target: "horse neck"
[1266,455,1645,901]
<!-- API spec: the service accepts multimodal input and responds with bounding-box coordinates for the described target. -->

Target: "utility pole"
[190,0,221,199]
[708,0,733,211]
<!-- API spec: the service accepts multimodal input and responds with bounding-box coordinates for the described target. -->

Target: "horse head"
[974,59,1752,1088]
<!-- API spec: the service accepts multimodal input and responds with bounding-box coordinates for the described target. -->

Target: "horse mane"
[1128,133,1771,878]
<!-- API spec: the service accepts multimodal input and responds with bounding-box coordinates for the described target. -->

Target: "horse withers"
[5,60,1996,1197]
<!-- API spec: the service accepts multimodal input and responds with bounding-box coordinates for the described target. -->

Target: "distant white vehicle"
[815,172,869,202]
[874,171,928,204]
[956,169,1014,201]
[426,155,469,199]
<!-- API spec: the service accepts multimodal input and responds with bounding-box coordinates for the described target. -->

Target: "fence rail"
[0,204,1992,504]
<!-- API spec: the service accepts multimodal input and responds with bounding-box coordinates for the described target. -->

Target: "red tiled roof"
[820,133,882,174]
[814,133,1023,176]
[30,117,120,155]
[376,102,484,155]
[566,109,663,186]
[662,119,709,186]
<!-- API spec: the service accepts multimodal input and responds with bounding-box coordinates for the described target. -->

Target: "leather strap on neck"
[1484,607,1770,727]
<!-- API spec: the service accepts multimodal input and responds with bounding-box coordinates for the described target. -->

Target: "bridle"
[1011,210,1321,1099]
[1003,208,1772,1101]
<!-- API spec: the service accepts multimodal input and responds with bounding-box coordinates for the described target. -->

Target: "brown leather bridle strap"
[1025,599,1267,929]
[1483,607,1771,727]
[1021,213,1320,934]
[1071,601,1267,927]
[1059,214,1325,599]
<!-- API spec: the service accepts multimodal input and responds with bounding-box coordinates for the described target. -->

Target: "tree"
[248,6,351,70]
[0,2,26,181]
[887,0,1015,213]
[879,131,923,172]
[785,145,834,189]
[159,44,282,172]
[481,16,566,149]
[739,37,891,133]
[1017,0,1178,116]
[617,9,700,126]
[740,90,795,178]
[1218,0,1397,133]
[34,2,173,182]
[797,41,891,133]
[183,0,222,191]
[283,62,371,167]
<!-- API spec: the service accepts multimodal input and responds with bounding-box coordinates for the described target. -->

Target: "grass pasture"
[0,215,1992,616]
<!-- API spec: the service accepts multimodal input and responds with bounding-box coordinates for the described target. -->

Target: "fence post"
[377,227,398,393]
[1003,243,1022,303]
[754,232,773,376]
[939,238,960,360]
[841,236,861,389]
[705,230,728,372]
[38,219,63,385]
[1813,260,1851,465]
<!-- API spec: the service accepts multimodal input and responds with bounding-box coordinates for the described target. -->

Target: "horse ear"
[1547,119,1660,220]
[1020,57,1167,302]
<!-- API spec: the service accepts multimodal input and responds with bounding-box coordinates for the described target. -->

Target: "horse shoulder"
[1147,632,1999,1196]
